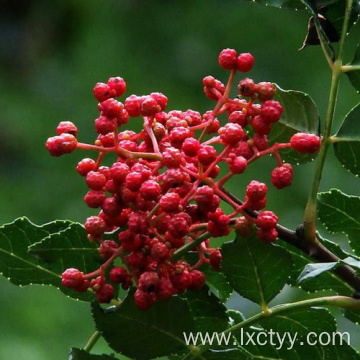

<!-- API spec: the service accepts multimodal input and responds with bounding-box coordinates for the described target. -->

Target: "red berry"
[107,76,126,97]
[159,192,181,213]
[86,171,107,190]
[169,127,192,149]
[102,197,122,217]
[156,278,176,301]
[109,267,128,284]
[209,249,222,270]
[236,53,254,72]
[150,92,168,111]
[252,134,268,150]
[56,121,78,136]
[150,242,170,262]
[128,212,149,234]
[256,211,278,230]
[238,78,256,97]
[46,133,77,157]
[125,95,143,117]
[85,216,106,236]
[203,75,216,88]
[271,165,292,189]
[229,156,247,174]
[218,48,237,70]
[162,147,182,168]
[94,116,116,135]
[98,98,124,119]
[256,82,275,102]
[198,145,217,166]
[125,171,143,191]
[140,180,161,201]
[99,240,119,259]
[229,111,247,127]
[84,190,106,208]
[234,217,253,237]
[170,270,191,292]
[110,162,130,183]
[246,180,267,201]
[138,271,160,293]
[219,123,244,145]
[261,100,283,123]
[257,228,278,243]
[93,82,115,102]
[76,158,96,176]
[134,289,156,310]
[251,115,272,135]
[189,270,206,290]
[96,283,115,303]
[290,133,321,153]
[140,96,161,116]
[61,268,84,289]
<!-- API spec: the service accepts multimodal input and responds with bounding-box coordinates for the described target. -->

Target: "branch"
[221,187,360,294]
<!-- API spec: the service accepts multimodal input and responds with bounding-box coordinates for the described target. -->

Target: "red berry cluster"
[48,49,321,309]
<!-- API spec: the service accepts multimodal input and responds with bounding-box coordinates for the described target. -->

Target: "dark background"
[0,1,359,359]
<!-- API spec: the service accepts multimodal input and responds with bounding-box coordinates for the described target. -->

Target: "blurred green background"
[0,0,359,359]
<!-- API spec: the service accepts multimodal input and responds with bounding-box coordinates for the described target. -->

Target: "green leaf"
[281,241,353,295]
[341,256,360,274]
[92,289,195,360]
[269,84,320,164]
[334,103,360,176]
[221,232,292,306]
[297,262,338,283]
[344,309,360,324]
[29,223,101,274]
[202,348,248,360]
[183,287,229,333]
[318,189,360,256]
[346,43,360,93]
[69,348,117,360]
[0,217,95,301]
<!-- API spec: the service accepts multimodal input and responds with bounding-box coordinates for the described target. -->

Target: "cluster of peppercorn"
[46,48,320,309]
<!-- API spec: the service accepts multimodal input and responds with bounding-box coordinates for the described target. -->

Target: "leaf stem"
[83,330,101,353]
[303,0,354,243]
[341,64,360,72]
[184,295,360,359]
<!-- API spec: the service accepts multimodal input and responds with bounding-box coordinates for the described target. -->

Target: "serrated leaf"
[221,232,292,306]
[334,103,360,175]
[29,223,101,273]
[341,256,360,274]
[297,262,338,283]
[183,287,229,334]
[69,348,117,360]
[344,309,360,324]
[318,189,360,255]
[280,241,353,295]
[227,310,246,325]
[269,84,320,164]
[346,42,360,93]
[92,289,195,360]
[0,217,95,301]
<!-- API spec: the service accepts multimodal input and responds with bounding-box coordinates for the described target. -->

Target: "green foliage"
[334,103,360,176]
[69,349,117,360]
[221,232,292,306]
[92,290,195,360]
[318,189,360,255]
[270,85,320,163]
[346,44,360,93]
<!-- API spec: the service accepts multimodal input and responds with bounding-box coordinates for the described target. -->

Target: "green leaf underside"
[297,262,338,283]
[334,103,360,176]
[347,43,360,93]
[221,232,292,306]
[270,84,319,164]
[92,289,195,360]
[281,241,353,295]
[29,223,101,273]
[0,217,94,301]
[69,348,117,360]
[318,189,360,256]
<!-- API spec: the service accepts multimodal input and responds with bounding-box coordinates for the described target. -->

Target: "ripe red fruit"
[218,48,237,70]
[138,271,160,293]
[61,268,84,288]
[107,77,126,97]
[86,171,107,190]
[99,240,119,259]
[56,121,78,136]
[109,267,128,284]
[96,283,115,303]
[125,95,143,117]
[219,123,244,145]
[256,82,275,102]
[170,270,192,292]
[209,249,222,270]
[198,145,217,165]
[134,289,156,310]
[94,116,116,135]
[236,53,255,72]
[150,92,168,111]
[159,192,181,213]
[76,158,96,176]
[257,228,278,243]
[93,82,115,102]
[271,164,293,189]
[290,133,321,153]
[234,217,253,237]
[261,100,283,123]
[182,138,200,157]
[46,133,77,157]
[150,242,170,262]
[98,98,124,119]
[251,115,272,135]
[229,156,247,174]
[140,180,161,201]
[246,180,267,201]
[84,190,106,208]
[189,270,206,290]
[140,96,161,116]
[84,216,106,236]
[238,78,256,97]
[256,211,278,230]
